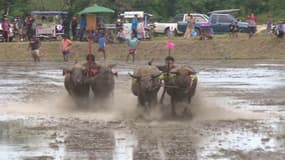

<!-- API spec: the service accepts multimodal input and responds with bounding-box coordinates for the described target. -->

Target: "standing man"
[184,14,195,39]
[79,15,86,41]
[131,14,138,38]
[71,16,78,40]
[1,15,11,42]
[247,13,257,39]
[60,35,72,62]
[28,36,41,62]
[62,16,70,37]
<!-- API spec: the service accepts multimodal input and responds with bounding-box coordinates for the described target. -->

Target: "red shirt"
[1,21,10,32]
[248,15,256,22]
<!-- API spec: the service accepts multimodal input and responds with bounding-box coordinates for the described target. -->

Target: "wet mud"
[0,60,285,160]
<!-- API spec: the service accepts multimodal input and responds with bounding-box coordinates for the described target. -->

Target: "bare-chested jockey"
[84,54,100,77]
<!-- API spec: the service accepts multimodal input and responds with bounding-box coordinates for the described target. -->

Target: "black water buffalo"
[164,66,198,116]
[64,62,116,101]
[88,64,115,100]
[64,63,90,98]
[129,66,161,110]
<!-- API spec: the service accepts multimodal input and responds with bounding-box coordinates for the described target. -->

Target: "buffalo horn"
[128,73,140,79]
[151,73,161,79]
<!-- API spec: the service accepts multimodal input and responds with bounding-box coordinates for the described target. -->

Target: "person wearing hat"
[60,34,72,62]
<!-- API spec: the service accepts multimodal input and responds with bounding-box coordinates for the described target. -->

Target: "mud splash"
[0,61,285,159]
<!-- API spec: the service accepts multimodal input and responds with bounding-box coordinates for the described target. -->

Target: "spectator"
[15,17,24,41]
[97,17,105,29]
[247,13,257,39]
[1,15,11,42]
[98,33,106,61]
[126,32,139,63]
[184,14,195,39]
[60,34,72,62]
[31,18,36,37]
[71,16,78,40]
[267,16,273,34]
[79,15,86,41]
[229,20,239,38]
[62,16,70,36]
[26,16,33,41]
[116,15,123,32]
[106,29,114,44]
[28,36,41,62]
[131,14,138,38]
[116,28,126,43]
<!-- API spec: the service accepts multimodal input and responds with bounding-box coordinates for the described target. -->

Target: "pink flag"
[167,40,175,49]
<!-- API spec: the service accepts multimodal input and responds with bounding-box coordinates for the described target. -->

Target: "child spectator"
[126,32,139,63]
[98,33,106,60]
[60,34,72,62]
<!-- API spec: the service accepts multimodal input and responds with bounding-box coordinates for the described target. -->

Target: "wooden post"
[86,14,97,56]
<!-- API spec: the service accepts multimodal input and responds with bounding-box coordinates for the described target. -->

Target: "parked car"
[0,20,14,42]
[31,11,68,40]
[154,13,209,36]
[209,13,248,33]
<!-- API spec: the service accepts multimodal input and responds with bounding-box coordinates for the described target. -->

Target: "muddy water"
[0,60,285,160]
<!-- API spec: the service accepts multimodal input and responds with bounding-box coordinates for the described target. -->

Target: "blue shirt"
[79,17,86,28]
[128,37,139,49]
[132,18,138,30]
[98,37,106,48]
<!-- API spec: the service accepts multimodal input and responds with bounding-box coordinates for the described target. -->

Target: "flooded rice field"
[0,60,285,160]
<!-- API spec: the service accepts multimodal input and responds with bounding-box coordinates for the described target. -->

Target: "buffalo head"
[129,73,161,93]
[70,66,88,86]
[170,69,196,88]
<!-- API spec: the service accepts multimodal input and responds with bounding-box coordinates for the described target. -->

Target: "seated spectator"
[116,28,127,43]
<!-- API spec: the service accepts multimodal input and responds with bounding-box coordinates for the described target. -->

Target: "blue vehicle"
[209,13,248,33]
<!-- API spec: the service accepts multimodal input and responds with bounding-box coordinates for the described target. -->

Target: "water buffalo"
[129,66,161,110]
[88,64,115,100]
[64,63,90,98]
[164,66,198,116]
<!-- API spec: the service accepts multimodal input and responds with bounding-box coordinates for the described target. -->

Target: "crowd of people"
[1,12,283,63]
[1,15,40,42]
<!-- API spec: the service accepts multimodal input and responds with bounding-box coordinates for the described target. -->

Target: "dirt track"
[0,59,285,160]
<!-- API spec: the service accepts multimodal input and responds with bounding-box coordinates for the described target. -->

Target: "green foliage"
[0,0,284,22]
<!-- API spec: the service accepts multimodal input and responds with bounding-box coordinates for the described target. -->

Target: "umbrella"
[78,4,114,15]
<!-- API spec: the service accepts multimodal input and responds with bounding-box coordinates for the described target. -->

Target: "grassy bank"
[0,33,284,62]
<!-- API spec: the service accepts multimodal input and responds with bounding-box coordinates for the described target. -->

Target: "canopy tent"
[78,4,114,15]
[78,4,114,56]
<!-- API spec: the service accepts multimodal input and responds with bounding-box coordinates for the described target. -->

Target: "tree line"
[1,0,284,23]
